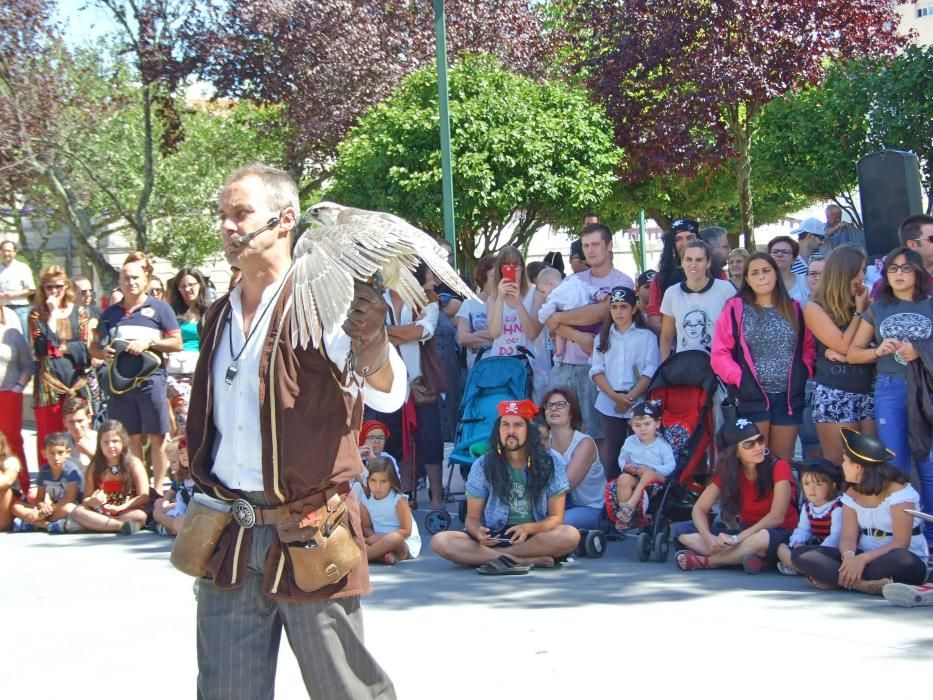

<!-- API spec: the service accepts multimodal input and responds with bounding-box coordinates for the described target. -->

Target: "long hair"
[715,445,778,523]
[596,300,646,353]
[541,386,583,432]
[811,244,866,327]
[483,416,555,506]
[364,456,403,497]
[34,265,75,316]
[493,245,529,298]
[473,255,498,294]
[879,246,930,304]
[842,448,909,496]
[738,252,797,329]
[657,229,684,293]
[89,419,133,491]
[169,267,210,319]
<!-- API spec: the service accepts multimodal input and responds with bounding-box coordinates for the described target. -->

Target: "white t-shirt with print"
[660,279,734,355]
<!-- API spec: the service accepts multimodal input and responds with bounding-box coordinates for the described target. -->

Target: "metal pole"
[638,209,647,272]
[434,0,457,270]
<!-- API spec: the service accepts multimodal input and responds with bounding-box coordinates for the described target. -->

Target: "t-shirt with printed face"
[660,279,735,355]
[866,298,933,379]
[37,460,84,503]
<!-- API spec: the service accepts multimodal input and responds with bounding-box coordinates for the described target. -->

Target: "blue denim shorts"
[739,390,803,427]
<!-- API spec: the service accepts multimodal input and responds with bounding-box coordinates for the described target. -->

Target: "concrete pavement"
[2,506,930,700]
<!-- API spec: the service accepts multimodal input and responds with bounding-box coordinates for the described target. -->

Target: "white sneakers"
[882,582,933,608]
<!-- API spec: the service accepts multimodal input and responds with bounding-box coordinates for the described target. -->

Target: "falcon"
[290,201,475,350]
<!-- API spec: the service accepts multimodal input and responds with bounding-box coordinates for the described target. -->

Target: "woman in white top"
[543,387,605,530]
[792,429,928,594]
[455,255,496,369]
[487,246,544,359]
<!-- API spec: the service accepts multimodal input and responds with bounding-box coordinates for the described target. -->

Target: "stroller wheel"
[424,509,451,535]
[585,529,607,558]
[635,532,652,562]
[653,532,670,562]
[457,500,468,523]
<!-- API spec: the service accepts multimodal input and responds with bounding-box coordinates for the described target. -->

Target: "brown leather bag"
[277,490,361,593]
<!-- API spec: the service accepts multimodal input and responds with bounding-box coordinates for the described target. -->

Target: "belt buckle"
[232,499,256,528]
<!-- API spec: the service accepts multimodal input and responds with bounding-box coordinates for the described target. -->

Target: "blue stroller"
[423,350,533,534]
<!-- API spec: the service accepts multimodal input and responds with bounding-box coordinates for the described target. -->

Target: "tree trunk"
[727,103,756,251]
[135,84,154,252]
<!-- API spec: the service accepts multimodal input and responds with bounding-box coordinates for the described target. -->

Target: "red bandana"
[497,399,538,420]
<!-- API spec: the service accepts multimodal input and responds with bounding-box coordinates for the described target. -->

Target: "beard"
[503,436,526,452]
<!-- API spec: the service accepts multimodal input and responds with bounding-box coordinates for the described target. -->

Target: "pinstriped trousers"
[196,525,396,700]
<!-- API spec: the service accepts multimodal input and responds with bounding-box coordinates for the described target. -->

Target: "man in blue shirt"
[431,399,580,574]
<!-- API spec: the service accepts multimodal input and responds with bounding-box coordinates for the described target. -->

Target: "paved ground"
[6,429,931,698]
[3,503,930,700]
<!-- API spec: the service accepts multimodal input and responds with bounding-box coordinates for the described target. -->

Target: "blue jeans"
[563,504,602,530]
[875,374,933,541]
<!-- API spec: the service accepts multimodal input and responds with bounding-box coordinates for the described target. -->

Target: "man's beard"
[503,437,526,453]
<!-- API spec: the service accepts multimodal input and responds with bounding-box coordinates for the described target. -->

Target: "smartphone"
[501,264,518,284]
[488,536,513,546]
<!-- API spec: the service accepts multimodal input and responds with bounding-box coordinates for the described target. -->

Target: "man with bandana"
[431,399,580,574]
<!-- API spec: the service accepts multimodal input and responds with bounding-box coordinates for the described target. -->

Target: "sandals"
[476,554,532,576]
[615,504,634,530]
[675,550,710,571]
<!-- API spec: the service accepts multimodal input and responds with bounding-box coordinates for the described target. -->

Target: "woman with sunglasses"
[28,266,95,457]
[803,245,874,464]
[674,418,797,572]
[711,252,816,461]
[848,246,933,547]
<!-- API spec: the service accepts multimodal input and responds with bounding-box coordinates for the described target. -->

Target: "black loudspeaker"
[857,150,923,260]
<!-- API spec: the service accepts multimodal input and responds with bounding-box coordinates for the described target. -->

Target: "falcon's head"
[305,201,345,227]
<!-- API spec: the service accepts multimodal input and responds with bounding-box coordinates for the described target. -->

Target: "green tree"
[326,54,622,271]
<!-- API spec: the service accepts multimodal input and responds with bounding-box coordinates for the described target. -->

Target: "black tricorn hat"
[793,458,841,484]
[840,428,896,465]
[109,338,161,395]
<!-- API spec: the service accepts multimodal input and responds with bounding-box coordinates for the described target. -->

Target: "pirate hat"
[108,338,161,395]
[840,428,895,464]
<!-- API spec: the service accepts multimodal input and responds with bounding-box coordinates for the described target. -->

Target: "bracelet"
[853,311,864,320]
[842,549,856,558]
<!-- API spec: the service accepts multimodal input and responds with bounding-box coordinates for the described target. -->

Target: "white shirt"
[788,273,811,305]
[455,297,489,369]
[211,275,407,491]
[660,279,735,355]
[0,259,35,306]
[589,324,660,418]
[385,293,438,381]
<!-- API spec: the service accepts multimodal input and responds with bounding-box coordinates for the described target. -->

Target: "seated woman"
[431,399,580,574]
[674,418,797,573]
[68,419,150,535]
[542,387,604,530]
[792,429,928,594]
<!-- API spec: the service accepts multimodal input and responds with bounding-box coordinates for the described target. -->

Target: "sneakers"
[742,554,764,575]
[12,518,35,533]
[119,521,142,536]
[153,523,170,537]
[777,562,798,576]
[883,582,933,608]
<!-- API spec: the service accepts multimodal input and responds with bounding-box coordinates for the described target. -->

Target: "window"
[919,4,933,18]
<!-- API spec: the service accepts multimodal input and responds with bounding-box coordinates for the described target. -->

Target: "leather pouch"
[170,494,233,578]
[280,492,361,592]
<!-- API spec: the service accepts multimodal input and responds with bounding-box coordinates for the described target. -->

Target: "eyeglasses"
[43,284,65,291]
[769,249,793,257]
[77,288,94,295]
[544,400,569,410]
[886,264,916,274]
[738,435,765,450]
[365,435,386,443]
[806,271,823,278]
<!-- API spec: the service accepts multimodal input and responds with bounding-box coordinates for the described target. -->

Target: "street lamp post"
[434,0,457,270]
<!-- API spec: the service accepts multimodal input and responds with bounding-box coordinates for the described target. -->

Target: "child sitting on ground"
[358,457,421,565]
[777,459,842,575]
[11,433,83,532]
[152,436,196,536]
[614,401,675,529]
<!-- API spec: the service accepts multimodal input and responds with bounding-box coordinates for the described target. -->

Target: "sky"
[56,0,118,47]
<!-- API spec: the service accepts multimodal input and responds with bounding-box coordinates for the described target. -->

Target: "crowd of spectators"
[1,209,932,608]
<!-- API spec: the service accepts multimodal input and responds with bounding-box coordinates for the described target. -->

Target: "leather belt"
[231,483,351,529]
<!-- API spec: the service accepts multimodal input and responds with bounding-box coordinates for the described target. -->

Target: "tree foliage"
[326,54,621,270]
[756,44,933,219]
[560,0,907,247]
[191,0,552,192]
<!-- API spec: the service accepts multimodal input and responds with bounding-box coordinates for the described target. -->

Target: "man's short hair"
[699,226,727,245]
[72,274,90,285]
[224,163,300,218]
[0,240,16,251]
[580,223,612,245]
[43,432,69,450]
[899,214,933,246]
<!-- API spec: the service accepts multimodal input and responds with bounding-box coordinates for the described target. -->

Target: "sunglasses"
[738,435,765,450]
[886,263,916,274]
[43,284,66,291]
[913,235,933,245]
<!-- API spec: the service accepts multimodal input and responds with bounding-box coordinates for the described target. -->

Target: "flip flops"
[476,555,532,576]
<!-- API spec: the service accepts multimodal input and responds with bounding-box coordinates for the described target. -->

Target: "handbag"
[277,490,361,593]
[409,375,437,406]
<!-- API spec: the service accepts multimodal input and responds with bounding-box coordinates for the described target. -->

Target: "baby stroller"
[423,350,534,534]
[605,350,719,562]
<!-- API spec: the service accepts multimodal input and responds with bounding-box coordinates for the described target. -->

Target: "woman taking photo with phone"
[487,246,543,358]
[803,245,875,464]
